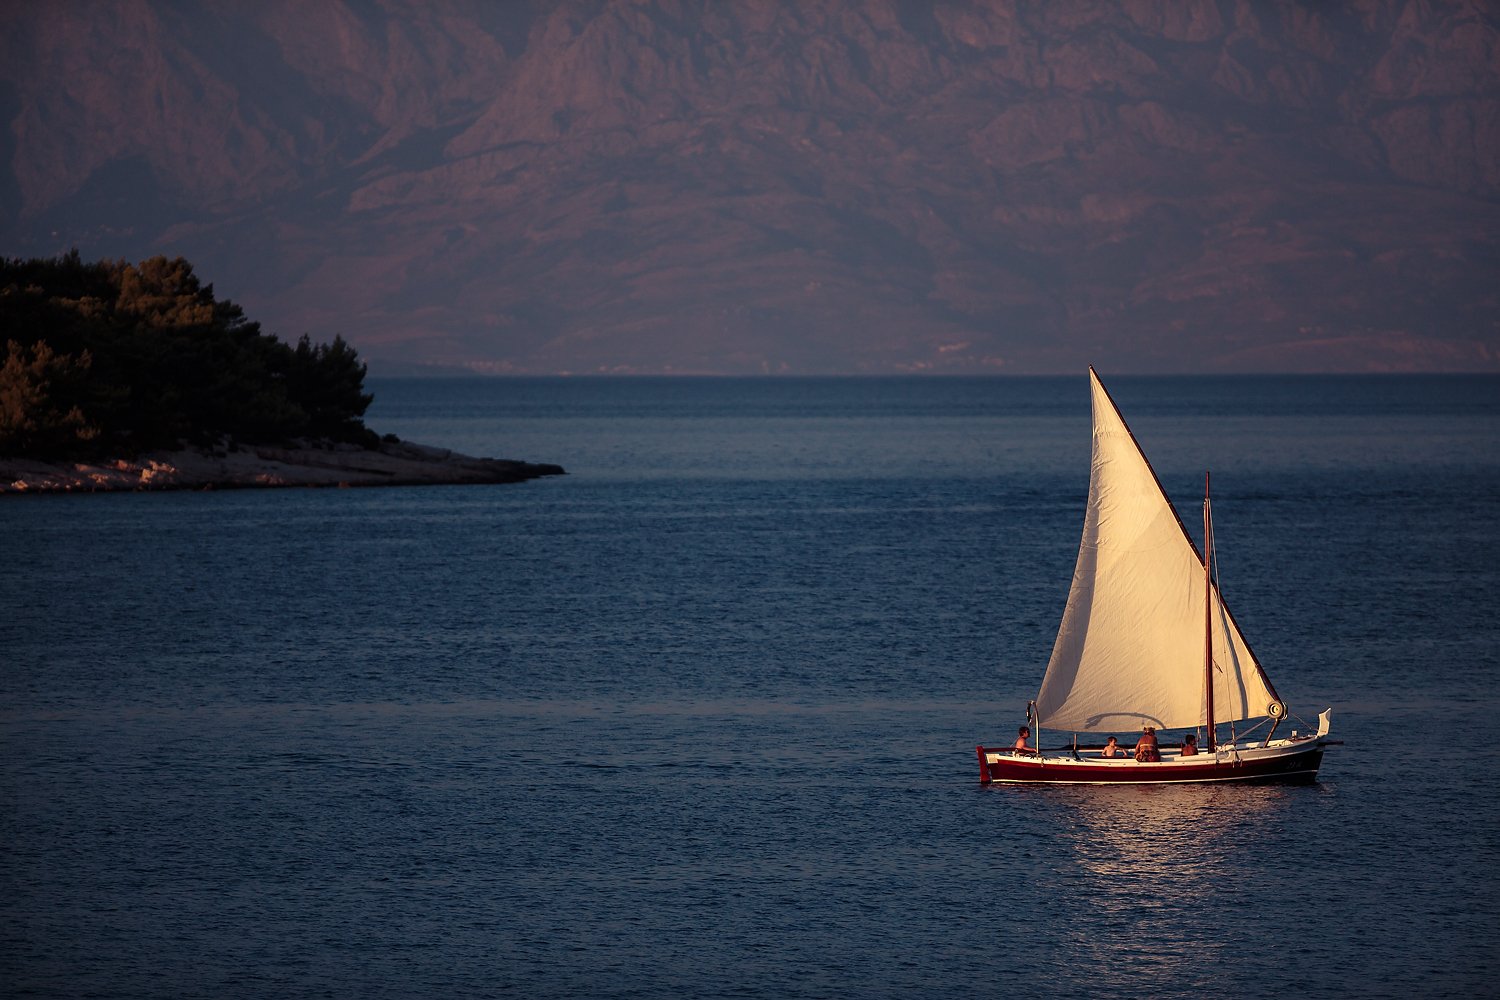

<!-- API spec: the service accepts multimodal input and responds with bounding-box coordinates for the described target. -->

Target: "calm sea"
[4,375,1499,999]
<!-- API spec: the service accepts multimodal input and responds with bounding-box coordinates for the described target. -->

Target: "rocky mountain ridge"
[3,0,1497,373]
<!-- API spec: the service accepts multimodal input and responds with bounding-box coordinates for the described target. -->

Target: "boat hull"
[976,739,1326,785]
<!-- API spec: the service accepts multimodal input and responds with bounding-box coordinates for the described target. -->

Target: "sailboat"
[977,369,1333,784]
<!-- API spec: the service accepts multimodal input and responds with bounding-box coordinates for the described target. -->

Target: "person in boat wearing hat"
[1181,732,1200,756]
[1134,726,1161,762]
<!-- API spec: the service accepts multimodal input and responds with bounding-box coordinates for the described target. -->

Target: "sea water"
[3,375,1498,999]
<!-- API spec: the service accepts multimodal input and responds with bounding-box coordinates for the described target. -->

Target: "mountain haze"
[3,0,1498,374]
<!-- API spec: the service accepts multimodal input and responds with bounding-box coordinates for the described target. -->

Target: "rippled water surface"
[5,375,1499,998]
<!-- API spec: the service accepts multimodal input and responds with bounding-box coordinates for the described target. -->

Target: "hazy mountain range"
[3,0,1497,374]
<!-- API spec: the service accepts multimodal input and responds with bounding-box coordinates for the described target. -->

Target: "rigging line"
[1236,716,1271,738]
[1290,711,1318,731]
[1207,495,1225,738]
[1207,500,1249,730]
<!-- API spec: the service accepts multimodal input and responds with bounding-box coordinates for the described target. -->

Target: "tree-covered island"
[1,252,562,492]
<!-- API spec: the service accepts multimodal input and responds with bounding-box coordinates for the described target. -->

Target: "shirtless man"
[1013,726,1036,755]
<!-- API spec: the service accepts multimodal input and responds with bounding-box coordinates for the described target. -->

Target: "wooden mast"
[1203,471,1217,752]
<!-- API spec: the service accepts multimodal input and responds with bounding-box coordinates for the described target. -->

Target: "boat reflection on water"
[1014,783,1299,986]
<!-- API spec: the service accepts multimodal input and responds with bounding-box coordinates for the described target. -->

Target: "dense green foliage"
[0,252,374,457]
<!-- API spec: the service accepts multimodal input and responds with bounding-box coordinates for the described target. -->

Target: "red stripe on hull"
[977,743,1325,785]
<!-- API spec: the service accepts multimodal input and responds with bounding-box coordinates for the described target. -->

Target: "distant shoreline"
[1,440,565,494]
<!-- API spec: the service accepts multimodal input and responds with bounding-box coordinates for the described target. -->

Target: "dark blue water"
[5,375,1499,998]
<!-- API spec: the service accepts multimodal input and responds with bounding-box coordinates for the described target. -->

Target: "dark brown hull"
[977,739,1326,785]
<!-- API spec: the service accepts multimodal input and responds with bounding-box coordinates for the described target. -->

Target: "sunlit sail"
[976,369,1333,785]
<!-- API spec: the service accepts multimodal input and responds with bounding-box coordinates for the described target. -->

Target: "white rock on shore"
[1,440,564,494]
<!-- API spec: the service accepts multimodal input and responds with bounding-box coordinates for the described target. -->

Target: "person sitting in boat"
[1134,726,1161,762]
[1100,736,1121,758]
[1013,726,1036,756]
[1181,733,1199,757]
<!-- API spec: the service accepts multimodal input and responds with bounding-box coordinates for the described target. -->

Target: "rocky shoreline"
[1,440,565,494]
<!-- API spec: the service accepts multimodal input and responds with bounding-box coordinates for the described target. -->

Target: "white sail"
[1034,370,1279,733]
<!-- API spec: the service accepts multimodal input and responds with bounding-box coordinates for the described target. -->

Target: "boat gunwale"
[977,739,1327,784]
[982,769,1323,786]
